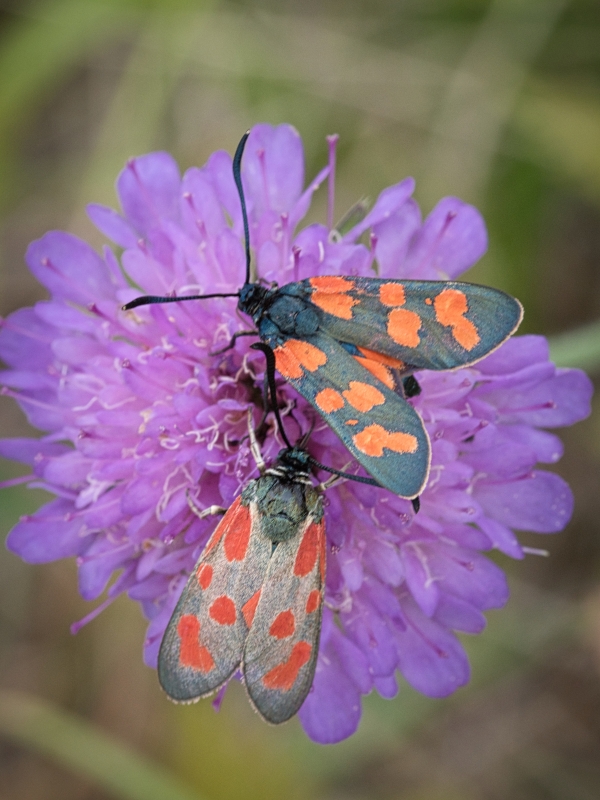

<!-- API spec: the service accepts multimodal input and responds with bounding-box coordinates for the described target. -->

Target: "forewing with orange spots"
[300,277,523,370]
[243,514,326,724]
[158,495,272,703]
[267,328,430,498]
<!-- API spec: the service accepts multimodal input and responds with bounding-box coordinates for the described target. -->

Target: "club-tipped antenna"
[122,130,252,312]
[123,291,239,311]
[232,131,251,286]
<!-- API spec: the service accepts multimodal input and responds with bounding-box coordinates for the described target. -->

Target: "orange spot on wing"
[346,419,359,425]
[294,521,323,577]
[223,503,251,562]
[353,424,418,457]
[274,339,327,380]
[354,356,394,389]
[177,615,215,673]
[433,288,480,351]
[343,381,385,412]
[242,589,261,628]
[262,641,312,691]
[311,291,357,319]
[306,590,321,614]
[309,276,354,293]
[357,347,404,368]
[204,497,245,556]
[379,282,406,306]
[315,387,344,413]
[387,308,421,347]
[269,610,296,639]
[425,297,432,305]
[197,563,213,590]
[209,595,237,626]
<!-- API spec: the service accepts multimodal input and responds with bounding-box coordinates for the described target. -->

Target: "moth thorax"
[254,476,311,543]
[268,295,319,336]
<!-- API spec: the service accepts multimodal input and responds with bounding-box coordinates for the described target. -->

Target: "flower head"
[0,124,592,743]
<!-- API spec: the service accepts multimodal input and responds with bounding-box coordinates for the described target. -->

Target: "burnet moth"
[158,409,330,724]
[124,131,523,500]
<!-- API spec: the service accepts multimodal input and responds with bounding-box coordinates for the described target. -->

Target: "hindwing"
[265,328,430,498]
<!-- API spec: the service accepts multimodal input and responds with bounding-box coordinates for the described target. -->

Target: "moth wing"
[158,495,272,702]
[297,276,523,370]
[265,328,430,498]
[243,510,326,724]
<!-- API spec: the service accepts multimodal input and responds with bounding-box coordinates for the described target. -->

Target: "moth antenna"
[123,131,251,312]
[250,342,293,451]
[232,130,252,285]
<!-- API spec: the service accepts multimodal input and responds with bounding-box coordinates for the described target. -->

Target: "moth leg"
[210,329,258,356]
[402,375,421,398]
[186,491,226,521]
[246,408,266,474]
[317,461,354,491]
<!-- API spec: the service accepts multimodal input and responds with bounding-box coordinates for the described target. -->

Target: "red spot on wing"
[309,276,358,319]
[357,347,405,369]
[242,589,261,628]
[306,590,321,614]
[354,356,395,389]
[223,503,251,561]
[379,282,406,306]
[294,521,323,577]
[343,381,385,412]
[355,349,405,390]
[209,595,237,626]
[177,615,215,673]
[197,563,213,589]
[274,339,327,380]
[353,424,418,457]
[262,641,312,691]
[309,276,354,293]
[269,610,296,639]
[315,387,344,413]
[204,497,245,557]
[433,288,480,350]
[387,308,421,347]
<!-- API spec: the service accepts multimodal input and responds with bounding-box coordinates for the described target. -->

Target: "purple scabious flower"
[0,124,592,744]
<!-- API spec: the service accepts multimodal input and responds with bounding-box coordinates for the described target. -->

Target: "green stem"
[0,690,207,800]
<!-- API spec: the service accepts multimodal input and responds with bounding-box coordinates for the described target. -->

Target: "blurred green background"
[1,1,599,798]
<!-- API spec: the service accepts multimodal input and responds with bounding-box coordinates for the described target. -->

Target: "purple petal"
[6,499,87,562]
[243,124,304,216]
[402,197,487,279]
[373,197,421,279]
[474,471,574,533]
[299,622,370,743]
[117,152,181,236]
[343,179,415,243]
[396,595,470,697]
[87,204,138,248]
[27,232,117,304]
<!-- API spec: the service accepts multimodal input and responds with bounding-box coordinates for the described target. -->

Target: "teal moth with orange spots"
[125,131,523,500]
[158,443,326,724]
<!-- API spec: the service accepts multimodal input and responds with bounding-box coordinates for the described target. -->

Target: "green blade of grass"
[548,319,600,371]
[0,689,208,800]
